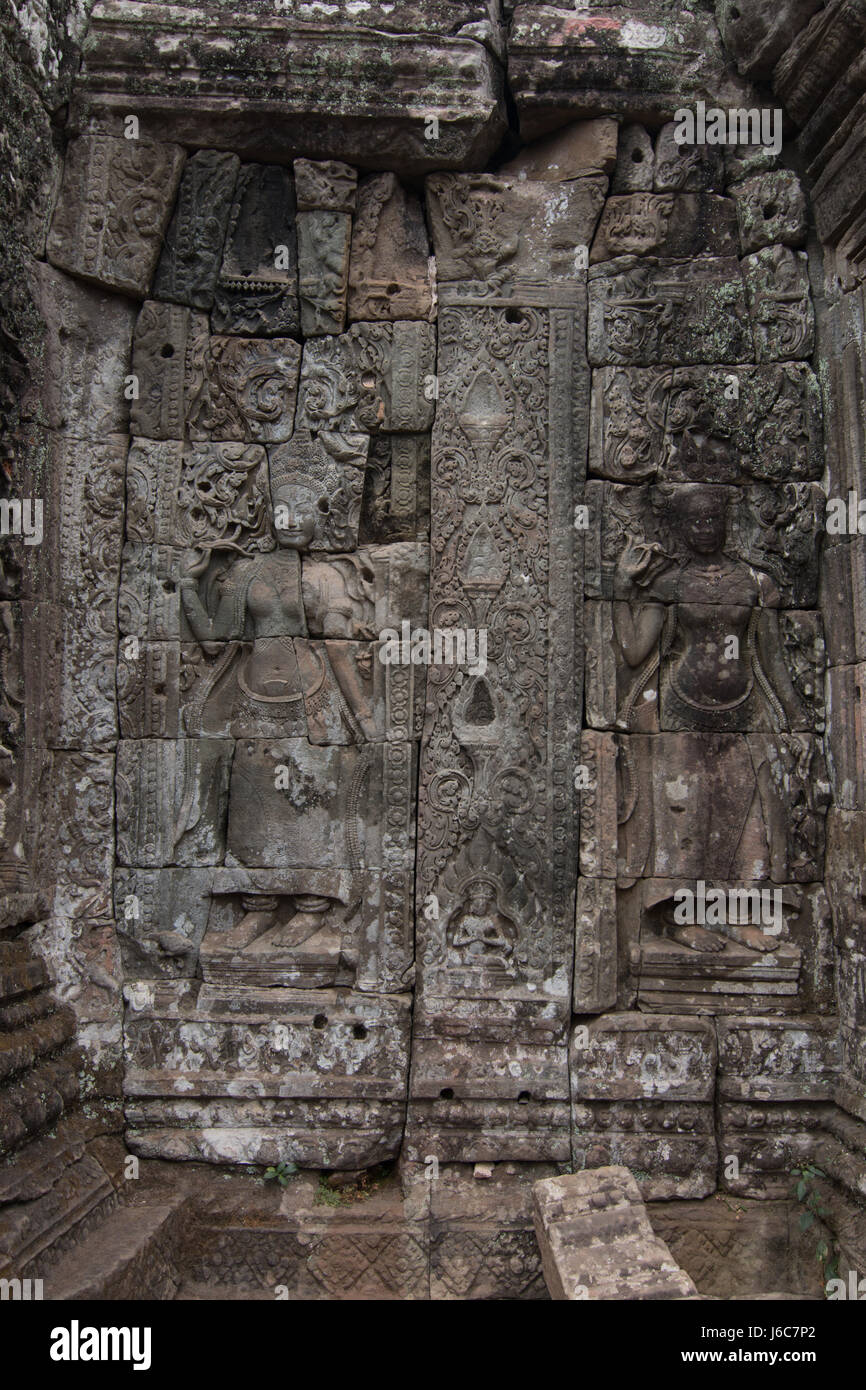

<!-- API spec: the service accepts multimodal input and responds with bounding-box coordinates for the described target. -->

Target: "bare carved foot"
[725,922,780,953]
[256,909,331,951]
[670,924,727,953]
[222,908,278,951]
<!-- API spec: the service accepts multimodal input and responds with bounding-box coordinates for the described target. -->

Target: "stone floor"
[36,1159,825,1301]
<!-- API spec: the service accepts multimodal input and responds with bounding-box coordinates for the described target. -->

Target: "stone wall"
[2,0,866,1293]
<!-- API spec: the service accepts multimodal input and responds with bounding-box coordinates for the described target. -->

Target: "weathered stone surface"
[426,172,606,290]
[773,0,864,127]
[297,211,352,337]
[123,981,411,1166]
[125,440,270,550]
[293,159,357,214]
[588,258,752,365]
[406,1038,571,1161]
[825,664,866,809]
[508,6,733,138]
[578,731,617,878]
[585,480,825,608]
[115,739,232,867]
[224,739,414,871]
[21,602,117,749]
[74,4,507,175]
[603,363,821,484]
[17,434,127,627]
[742,246,815,362]
[38,751,116,922]
[651,1195,826,1295]
[574,877,617,1013]
[584,598,823,735]
[193,336,301,443]
[132,306,301,442]
[612,124,654,193]
[653,121,724,193]
[715,0,824,80]
[212,164,299,338]
[153,151,240,310]
[631,882,827,1017]
[27,264,135,437]
[500,118,618,180]
[129,302,207,441]
[297,322,435,433]
[348,174,433,323]
[589,363,823,485]
[590,193,738,261]
[359,433,430,543]
[730,172,808,254]
[415,295,583,1036]
[717,1016,840,1101]
[573,1014,717,1101]
[114,867,213,978]
[428,1162,552,1300]
[532,1169,698,1299]
[614,733,828,883]
[718,1101,829,1198]
[47,134,184,295]
[571,1099,718,1198]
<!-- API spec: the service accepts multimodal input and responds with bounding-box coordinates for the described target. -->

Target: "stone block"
[212,163,299,338]
[348,173,434,323]
[47,135,185,296]
[297,322,435,433]
[588,257,752,365]
[153,150,240,310]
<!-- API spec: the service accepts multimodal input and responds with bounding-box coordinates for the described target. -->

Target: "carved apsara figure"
[178,437,372,959]
[613,478,821,954]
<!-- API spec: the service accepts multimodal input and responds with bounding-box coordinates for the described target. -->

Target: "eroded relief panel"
[16,94,836,1199]
[407,172,600,1162]
[99,157,433,1166]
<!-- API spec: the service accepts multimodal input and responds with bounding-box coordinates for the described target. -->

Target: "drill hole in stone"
[439,1087,454,1100]
[763,203,778,220]
[313,1013,327,1029]
[504,307,524,325]
[160,344,174,358]
[517,1091,531,1104]
[352,1023,368,1040]
[631,149,644,163]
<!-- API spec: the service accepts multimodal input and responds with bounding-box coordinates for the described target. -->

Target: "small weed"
[791,1164,839,1289]
[263,1161,298,1189]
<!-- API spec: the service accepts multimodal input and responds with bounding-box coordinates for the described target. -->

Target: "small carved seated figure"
[448,876,517,968]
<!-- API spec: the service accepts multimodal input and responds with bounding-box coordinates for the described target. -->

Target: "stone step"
[46,1203,185,1301]
[533,1168,700,1301]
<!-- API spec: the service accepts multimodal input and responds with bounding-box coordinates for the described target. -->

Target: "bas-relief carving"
[212,163,300,338]
[589,364,823,484]
[588,257,754,365]
[153,151,241,310]
[118,412,425,1003]
[31,109,839,1179]
[130,301,302,444]
[586,479,824,609]
[408,170,588,1159]
[425,172,606,296]
[348,173,434,323]
[296,322,435,434]
[46,135,185,297]
[578,470,829,1016]
[416,298,580,1018]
